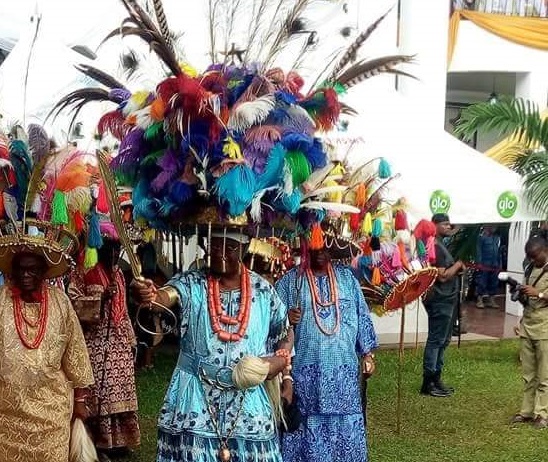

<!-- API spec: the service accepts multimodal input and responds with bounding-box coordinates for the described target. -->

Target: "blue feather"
[281,132,313,151]
[306,138,327,169]
[228,74,254,106]
[214,164,257,216]
[278,189,302,214]
[256,143,286,190]
[9,140,32,206]
[275,91,297,105]
[169,181,195,205]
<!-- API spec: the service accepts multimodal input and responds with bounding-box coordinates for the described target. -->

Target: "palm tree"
[454,97,548,217]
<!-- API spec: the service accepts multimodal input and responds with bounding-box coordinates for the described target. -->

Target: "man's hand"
[288,308,301,326]
[522,285,540,298]
[130,279,157,305]
[362,354,376,378]
[72,401,90,422]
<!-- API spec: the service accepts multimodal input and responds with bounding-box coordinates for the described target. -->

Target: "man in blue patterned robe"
[275,248,378,462]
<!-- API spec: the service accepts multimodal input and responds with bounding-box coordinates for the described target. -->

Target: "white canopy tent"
[327,93,542,225]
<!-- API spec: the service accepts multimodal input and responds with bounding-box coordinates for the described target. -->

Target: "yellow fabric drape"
[485,109,548,166]
[448,10,548,64]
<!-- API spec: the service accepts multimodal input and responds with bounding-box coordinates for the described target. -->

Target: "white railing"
[453,0,548,17]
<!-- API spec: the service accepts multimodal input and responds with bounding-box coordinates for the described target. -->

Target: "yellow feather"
[222,137,243,160]
[180,63,198,77]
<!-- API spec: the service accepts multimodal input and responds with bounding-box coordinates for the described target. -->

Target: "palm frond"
[511,148,548,217]
[454,97,548,148]
[335,55,416,89]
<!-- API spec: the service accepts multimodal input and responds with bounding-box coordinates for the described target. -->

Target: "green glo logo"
[497,192,518,218]
[429,190,451,214]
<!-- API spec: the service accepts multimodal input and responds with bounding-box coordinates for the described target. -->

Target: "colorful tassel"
[426,236,437,264]
[372,267,381,286]
[372,218,382,237]
[355,183,366,208]
[417,239,427,258]
[398,241,410,269]
[73,211,85,233]
[362,212,373,234]
[378,158,391,179]
[51,190,69,225]
[97,183,109,214]
[88,211,103,249]
[370,236,381,251]
[394,209,408,230]
[84,247,98,269]
[309,223,325,250]
[391,247,402,268]
[349,213,361,232]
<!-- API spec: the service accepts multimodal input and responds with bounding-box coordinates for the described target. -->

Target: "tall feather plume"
[335,55,416,89]
[152,0,173,51]
[364,174,401,212]
[329,8,393,81]
[74,64,128,90]
[263,0,313,68]
[102,0,180,76]
[23,150,58,224]
[27,124,50,165]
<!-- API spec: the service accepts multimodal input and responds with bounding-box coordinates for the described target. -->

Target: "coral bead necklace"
[13,287,49,349]
[207,265,251,342]
[306,263,340,336]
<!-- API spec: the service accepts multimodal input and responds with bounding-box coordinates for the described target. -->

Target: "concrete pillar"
[515,72,548,109]
[398,0,451,131]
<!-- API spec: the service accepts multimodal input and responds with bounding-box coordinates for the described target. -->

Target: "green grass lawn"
[122,340,548,462]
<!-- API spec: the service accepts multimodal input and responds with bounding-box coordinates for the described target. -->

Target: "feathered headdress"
[50,1,414,238]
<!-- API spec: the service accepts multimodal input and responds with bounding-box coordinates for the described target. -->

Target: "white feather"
[3,192,18,224]
[301,185,348,200]
[301,163,336,192]
[300,201,360,214]
[0,159,13,169]
[134,107,153,130]
[70,418,99,462]
[287,104,316,127]
[66,187,93,213]
[228,95,275,132]
[283,163,293,195]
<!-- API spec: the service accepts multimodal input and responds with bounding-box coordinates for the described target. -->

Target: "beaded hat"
[0,125,86,279]
[50,2,413,243]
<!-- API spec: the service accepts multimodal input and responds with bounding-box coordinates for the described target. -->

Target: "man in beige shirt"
[512,236,548,429]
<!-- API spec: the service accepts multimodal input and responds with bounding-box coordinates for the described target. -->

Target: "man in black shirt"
[421,213,466,397]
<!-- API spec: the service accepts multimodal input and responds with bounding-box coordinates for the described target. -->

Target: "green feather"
[144,122,164,141]
[285,150,312,187]
[140,149,165,167]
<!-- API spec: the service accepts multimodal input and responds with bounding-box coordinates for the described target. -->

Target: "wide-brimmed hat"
[0,219,78,279]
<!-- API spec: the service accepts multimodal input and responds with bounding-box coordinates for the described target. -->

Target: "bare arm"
[437,262,464,283]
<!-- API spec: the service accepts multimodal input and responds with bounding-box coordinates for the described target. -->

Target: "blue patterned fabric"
[157,430,282,462]
[275,265,378,462]
[156,270,287,462]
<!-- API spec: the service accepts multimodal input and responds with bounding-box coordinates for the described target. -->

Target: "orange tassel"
[355,183,366,208]
[150,98,165,121]
[398,241,410,269]
[309,223,325,250]
[372,267,381,286]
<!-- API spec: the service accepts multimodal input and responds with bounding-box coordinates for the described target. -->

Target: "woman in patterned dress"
[77,232,141,458]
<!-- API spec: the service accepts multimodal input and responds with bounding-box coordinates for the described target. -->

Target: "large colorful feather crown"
[51,0,414,235]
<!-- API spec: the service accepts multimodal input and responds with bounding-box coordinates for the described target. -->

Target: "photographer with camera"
[510,236,548,429]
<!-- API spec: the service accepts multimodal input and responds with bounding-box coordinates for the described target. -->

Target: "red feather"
[98,110,129,140]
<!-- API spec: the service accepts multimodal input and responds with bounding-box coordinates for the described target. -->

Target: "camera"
[498,272,529,306]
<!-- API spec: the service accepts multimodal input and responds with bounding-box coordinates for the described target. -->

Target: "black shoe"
[420,374,452,397]
[433,372,455,394]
